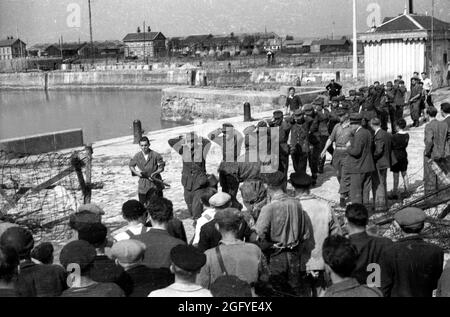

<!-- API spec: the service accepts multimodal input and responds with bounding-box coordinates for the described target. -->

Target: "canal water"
[0,89,183,144]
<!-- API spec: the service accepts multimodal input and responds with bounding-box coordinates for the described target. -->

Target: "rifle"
[131,171,171,188]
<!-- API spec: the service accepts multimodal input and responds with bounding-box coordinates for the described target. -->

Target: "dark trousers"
[350,172,372,207]
[268,249,302,296]
[184,187,204,220]
[332,150,351,195]
[279,152,290,191]
[425,91,434,108]
[219,170,242,210]
[378,109,389,131]
[410,102,421,122]
[138,188,163,205]
[292,147,319,177]
[388,105,397,132]
[372,168,388,211]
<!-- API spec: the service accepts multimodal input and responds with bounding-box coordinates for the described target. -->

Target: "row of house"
[0,37,26,60]
[27,41,124,59]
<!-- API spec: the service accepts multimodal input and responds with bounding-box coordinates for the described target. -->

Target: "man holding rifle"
[129,136,166,204]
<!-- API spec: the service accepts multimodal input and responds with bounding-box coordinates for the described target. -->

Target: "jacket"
[373,128,394,169]
[322,278,382,297]
[380,236,444,297]
[285,95,303,112]
[346,127,376,174]
[424,119,449,160]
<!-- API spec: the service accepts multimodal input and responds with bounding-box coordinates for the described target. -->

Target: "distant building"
[284,39,304,49]
[310,39,351,53]
[58,42,89,59]
[94,41,124,56]
[0,37,26,60]
[123,31,167,59]
[263,38,282,51]
[359,11,450,88]
[28,44,60,57]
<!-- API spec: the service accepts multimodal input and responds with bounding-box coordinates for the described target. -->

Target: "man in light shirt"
[421,72,434,108]
[148,245,212,297]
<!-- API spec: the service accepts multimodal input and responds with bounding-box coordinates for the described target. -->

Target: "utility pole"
[352,0,357,79]
[88,0,94,65]
[431,0,435,71]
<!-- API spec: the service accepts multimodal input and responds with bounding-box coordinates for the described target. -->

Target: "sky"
[1,0,449,45]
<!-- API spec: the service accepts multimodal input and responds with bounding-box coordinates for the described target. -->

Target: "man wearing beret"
[168,132,211,220]
[290,172,342,296]
[208,123,244,210]
[346,113,375,210]
[285,87,303,116]
[380,208,444,297]
[149,245,212,297]
[256,171,310,296]
[129,136,166,204]
[321,110,353,207]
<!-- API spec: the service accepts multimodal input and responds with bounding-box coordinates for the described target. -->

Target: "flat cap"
[350,113,363,123]
[78,222,107,247]
[210,275,252,297]
[289,172,312,187]
[122,200,146,219]
[312,98,324,106]
[303,104,314,112]
[59,240,96,270]
[273,110,283,119]
[78,204,105,215]
[170,245,206,272]
[209,192,231,208]
[257,121,268,128]
[262,171,285,187]
[110,239,146,264]
[394,207,426,227]
[0,227,34,258]
[214,208,242,226]
[69,211,102,230]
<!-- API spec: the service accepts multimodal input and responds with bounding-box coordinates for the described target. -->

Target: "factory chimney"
[409,0,414,14]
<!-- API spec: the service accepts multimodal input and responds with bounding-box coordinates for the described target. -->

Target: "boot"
[318,158,325,174]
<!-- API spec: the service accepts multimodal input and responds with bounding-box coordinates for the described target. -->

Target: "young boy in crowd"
[389,119,410,200]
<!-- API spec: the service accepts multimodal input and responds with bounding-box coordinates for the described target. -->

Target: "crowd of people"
[0,72,450,298]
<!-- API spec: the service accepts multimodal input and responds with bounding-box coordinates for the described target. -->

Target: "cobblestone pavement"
[79,88,450,246]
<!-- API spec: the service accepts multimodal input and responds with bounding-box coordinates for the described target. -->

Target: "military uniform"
[315,104,332,173]
[208,125,243,210]
[168,134,211,219]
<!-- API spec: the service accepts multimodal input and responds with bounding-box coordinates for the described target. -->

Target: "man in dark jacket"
[346,113,375,210]
[168,132,211,219]
[393,80,407,124]
[285,87,303,115]
[409,77,422,127]
[380,207,444,297]
[325,79,342,99]
[370,118,394,212]
[345,204,392,285]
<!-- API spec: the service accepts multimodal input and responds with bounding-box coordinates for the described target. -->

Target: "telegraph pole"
[143,21,146,63]
[88,0,94,65]
[431,0,435,68]
[352,0,357,79]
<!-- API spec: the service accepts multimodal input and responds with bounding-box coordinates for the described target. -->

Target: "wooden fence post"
[84,144,93,204]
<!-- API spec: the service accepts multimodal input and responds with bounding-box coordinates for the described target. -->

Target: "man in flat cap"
[325,79,342,100]
[148,245,212,297]
[129,136,166,204]
[256,171,310,296]
[197,208,269,296]
[110,239,173,297]
[208,123,244,210]
[290,172,341,297]
[321,109,353,207]
[197,192,256,253]
[285,87,303,116]
[380,208,444,297]
[168,132,211,220]
[346,113,375,211]
[268,110,292,190]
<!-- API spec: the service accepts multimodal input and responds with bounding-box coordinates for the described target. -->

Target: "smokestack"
[409,0,414,14]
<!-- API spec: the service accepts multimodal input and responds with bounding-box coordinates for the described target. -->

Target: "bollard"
[244,102,251,122]
[133,120,143,144]
[336,71,341,82]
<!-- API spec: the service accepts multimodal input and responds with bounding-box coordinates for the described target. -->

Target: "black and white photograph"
[0,0,450,302]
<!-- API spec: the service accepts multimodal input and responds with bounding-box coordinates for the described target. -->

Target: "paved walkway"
[87,87,450,243]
